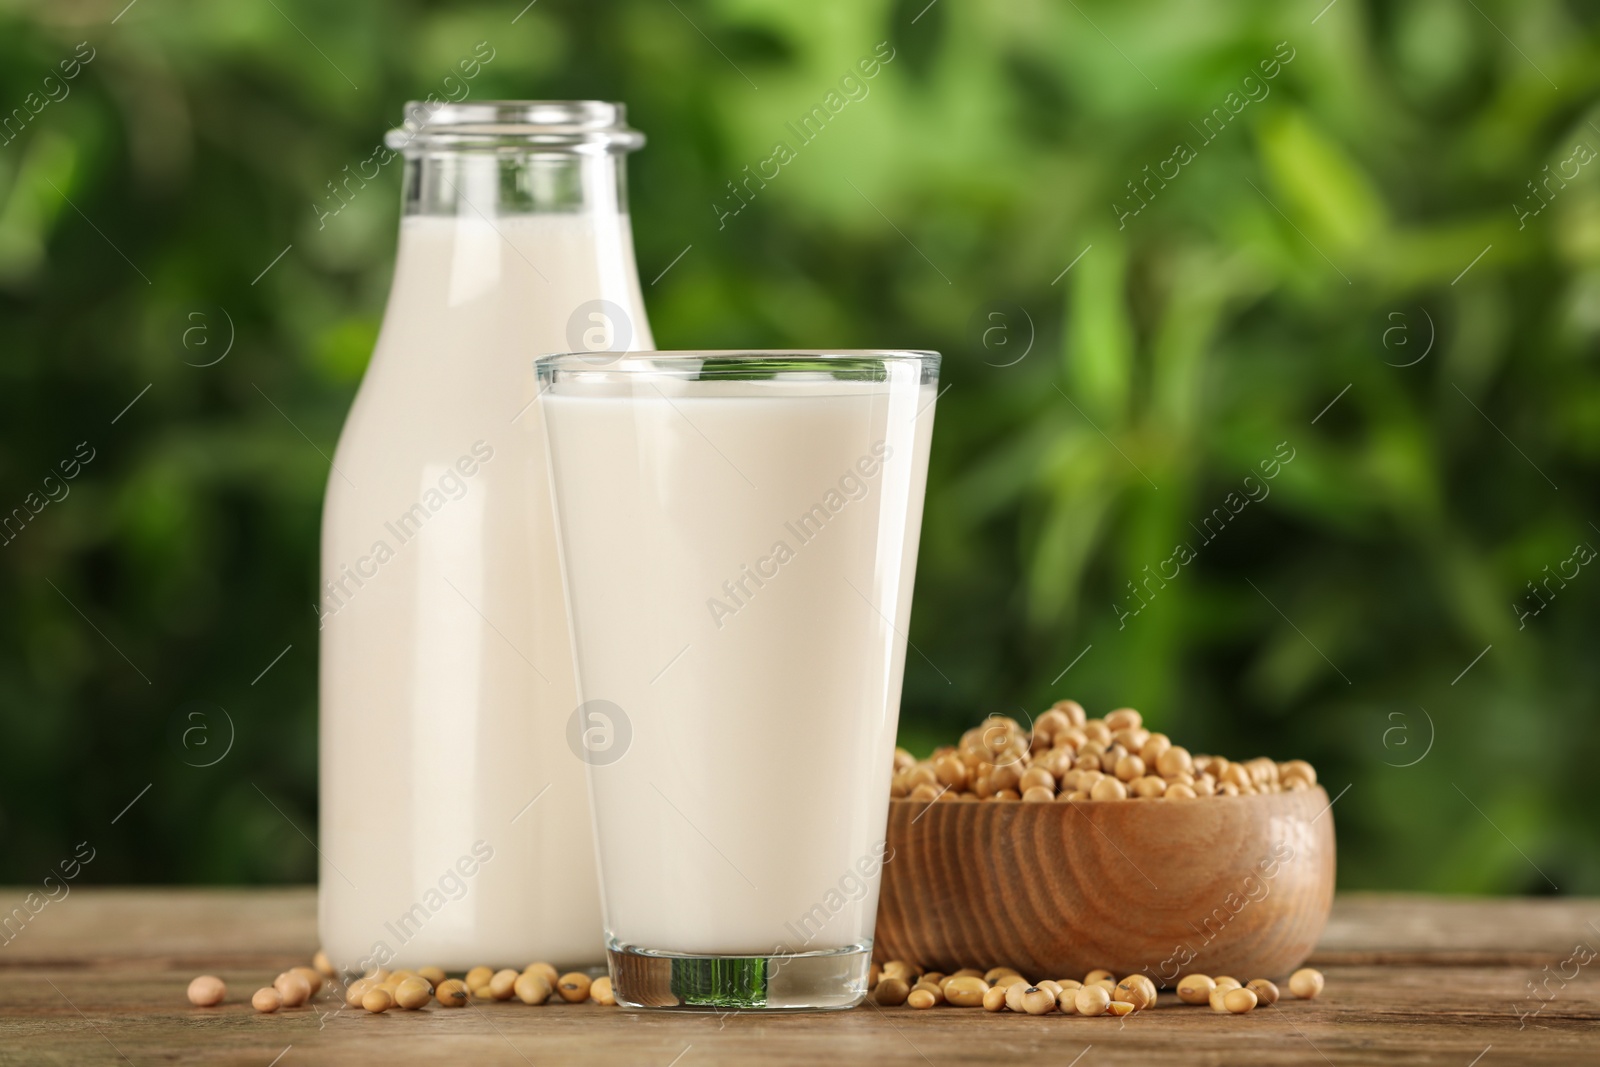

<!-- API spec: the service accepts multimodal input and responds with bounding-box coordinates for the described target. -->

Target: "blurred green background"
[1,0,1596,896]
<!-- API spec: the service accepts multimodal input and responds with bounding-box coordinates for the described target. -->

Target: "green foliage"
[1,0,1596,895]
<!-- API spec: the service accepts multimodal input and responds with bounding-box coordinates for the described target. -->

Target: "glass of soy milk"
[538,351,939,1010]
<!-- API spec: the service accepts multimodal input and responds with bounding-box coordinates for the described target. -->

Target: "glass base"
[607,940,871,1011]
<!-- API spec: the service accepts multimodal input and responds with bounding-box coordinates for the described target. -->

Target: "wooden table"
[1,889,1596,1065]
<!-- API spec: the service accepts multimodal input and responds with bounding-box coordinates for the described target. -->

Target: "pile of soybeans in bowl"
[889,699,1318,803]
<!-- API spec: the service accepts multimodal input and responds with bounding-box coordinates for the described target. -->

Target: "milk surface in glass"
[318,103,651,970]
[540,353,937,1008]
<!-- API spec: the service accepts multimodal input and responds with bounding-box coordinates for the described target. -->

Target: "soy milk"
[319,108,652,970]
[541,370,935,957]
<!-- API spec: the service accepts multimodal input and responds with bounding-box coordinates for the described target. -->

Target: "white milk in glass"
[318,103,651,971]
[540,360,936,983]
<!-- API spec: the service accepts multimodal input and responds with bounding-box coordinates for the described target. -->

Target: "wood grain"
[2,889,1598,1066]
[875,789,1336,983]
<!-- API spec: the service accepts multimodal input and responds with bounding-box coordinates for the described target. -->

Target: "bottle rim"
[385,100,645,154]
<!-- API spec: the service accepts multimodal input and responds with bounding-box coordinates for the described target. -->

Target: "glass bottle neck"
[401,150,629,218]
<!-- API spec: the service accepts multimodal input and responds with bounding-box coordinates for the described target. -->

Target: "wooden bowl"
[874,788,1335,985]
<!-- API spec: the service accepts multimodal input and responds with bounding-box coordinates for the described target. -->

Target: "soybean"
[514,972,553,1005]
[187,975,226,1007]
[1019,767,1056,793]
[944,976,990,1007]
[1089,776,1127,801]
[290,966,324,997]
[557,973,592,1003]
[525,962,559,988]
[1053,699,1088,726]
[1074,985,1111,1017]
[251,987,281,1013]
[934,754,969,789]
[1114,974,1156,1011]
[1019,986,1057,1015]
[1132,775,1167,798]
[274,971,310,1008]
[1140,733,1172,763]
[1247,978,1279,1005]
[1005,980,1029,1012]
[1105,708,1142,732]
[489,968,520,1001]
[435,979,470,1007]
[1223,987,1258,1014]
[394,977,432,1010]
[882,961,917,984]
[1176,974,1214,1004]
[1281,760,1317,786]
[1156,746,1193,779]
[874,978,910,1006]
[1288,968,1324,999]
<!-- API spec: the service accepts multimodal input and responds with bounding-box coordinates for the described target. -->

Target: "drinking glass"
[537,350,939,1010]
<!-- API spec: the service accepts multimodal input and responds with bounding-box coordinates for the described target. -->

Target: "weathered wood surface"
[1,889,1596,1065]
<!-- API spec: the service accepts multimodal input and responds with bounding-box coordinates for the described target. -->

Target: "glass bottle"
[318,102,652,970]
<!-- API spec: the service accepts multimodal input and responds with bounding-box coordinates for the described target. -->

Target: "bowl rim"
[887,784,1329,807]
